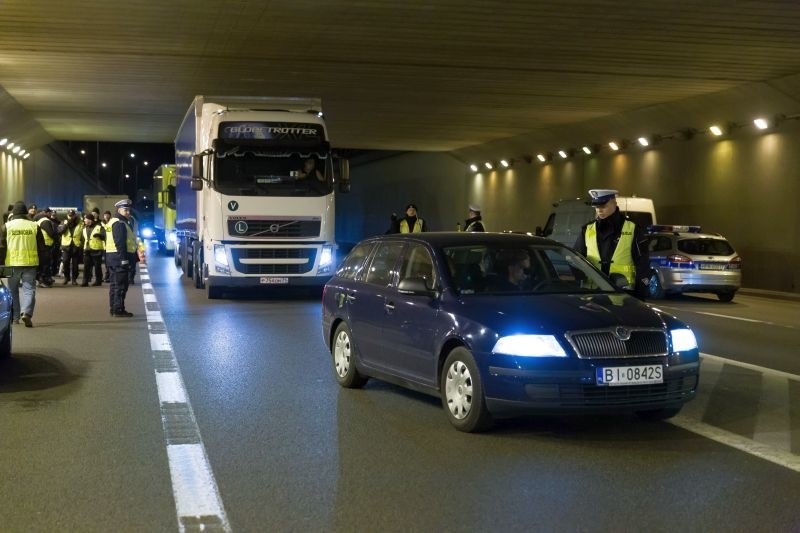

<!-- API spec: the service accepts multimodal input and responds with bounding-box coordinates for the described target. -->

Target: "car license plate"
[699,263,725,270]
[596,365,663,386]
[260,277,289,284]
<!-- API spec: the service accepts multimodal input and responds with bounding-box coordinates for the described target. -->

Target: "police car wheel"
[647,273,665,299]
[717,291,735,303]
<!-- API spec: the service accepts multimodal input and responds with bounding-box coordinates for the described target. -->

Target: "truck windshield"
[214,150,333,197]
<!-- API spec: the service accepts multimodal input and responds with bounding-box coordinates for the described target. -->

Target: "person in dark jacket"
[57,209,82,284]
[34,207,57,287]
[105,199,137,317]
[463,204,486,232]
[391,203,427,234]
[573,189,649,299]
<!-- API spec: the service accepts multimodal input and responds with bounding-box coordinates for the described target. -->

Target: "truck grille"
[231,248,317,275]
[565,328,668,359]
[227,218,321,238]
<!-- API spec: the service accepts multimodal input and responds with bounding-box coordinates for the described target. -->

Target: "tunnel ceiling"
[1,1,799,151]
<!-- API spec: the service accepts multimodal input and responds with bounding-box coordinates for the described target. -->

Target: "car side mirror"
[397,277,436,297]
[609,273,631,290]
[535,226,543,236]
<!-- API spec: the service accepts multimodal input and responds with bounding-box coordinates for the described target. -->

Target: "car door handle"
[384,301,395,311]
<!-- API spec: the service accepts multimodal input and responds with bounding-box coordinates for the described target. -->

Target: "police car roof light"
[647,224,702,234]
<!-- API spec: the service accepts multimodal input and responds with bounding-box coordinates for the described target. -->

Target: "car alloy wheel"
[332,323,367,388]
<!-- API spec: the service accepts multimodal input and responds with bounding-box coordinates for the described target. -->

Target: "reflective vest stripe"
[585,219,636,285]
[83,225,105,251]
[5,218,39,266]
[105,217,137,253]
[399,219,423,233]
[37,218,54,246]
[61,223,82,247]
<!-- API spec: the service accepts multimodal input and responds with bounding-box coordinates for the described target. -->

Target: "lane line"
[701,352,800,383]
[140,265,231,532]
[656,305,799,330]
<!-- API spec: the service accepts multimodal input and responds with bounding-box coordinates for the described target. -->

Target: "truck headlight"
[167,231,177,244]
[492,335,567,357]
[214,244,228,267]
[319,245,334,274]
[670,328,697,352]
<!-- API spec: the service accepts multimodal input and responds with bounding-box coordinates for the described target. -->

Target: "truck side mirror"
[192,154,203,180]
[190,178,204,191]
[337,158,350,193]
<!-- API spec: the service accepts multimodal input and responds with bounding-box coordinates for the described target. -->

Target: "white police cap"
[588,189,618,206]
[468,204,481,212]
[114,199,133,208]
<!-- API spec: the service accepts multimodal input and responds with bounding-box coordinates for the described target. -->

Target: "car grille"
[230,247,317,275]
[526,375,697,407]
[227,218,321,238]
[565,328,668,359]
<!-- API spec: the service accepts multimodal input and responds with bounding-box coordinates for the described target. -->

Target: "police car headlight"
[318,245,334,274]
[141,227,154,239]
[492,335,567,357]
[670,328,697,352]
[214,244,228,266]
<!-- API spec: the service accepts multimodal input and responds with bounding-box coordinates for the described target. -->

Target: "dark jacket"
[34,212,57,243]
[464,215,485,232]
[106,214,135,268]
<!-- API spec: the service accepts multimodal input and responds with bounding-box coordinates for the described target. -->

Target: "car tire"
[332,322,367,388]
[441,347,493,432]
[717,291,735,302]
[0,322,10,360]
[647,273,665,299]
[636,406,682,421]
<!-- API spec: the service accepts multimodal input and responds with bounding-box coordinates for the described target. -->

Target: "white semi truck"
[174,95,349,298]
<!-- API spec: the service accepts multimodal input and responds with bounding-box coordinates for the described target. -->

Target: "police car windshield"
[443,244,617,295]
[214,151,333,197]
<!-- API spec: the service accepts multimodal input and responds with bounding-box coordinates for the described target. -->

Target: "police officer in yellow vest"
[106,199,137,317]
[57,209,83,285]
[574,189,649,299]
[81,212,105,286]
[0,201,45,327]
[34,207,57,287]
[395,203,427,233]
[101,210,113,282]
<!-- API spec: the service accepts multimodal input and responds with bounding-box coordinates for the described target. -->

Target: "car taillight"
[667,254,693,267]
[728,256,742,270]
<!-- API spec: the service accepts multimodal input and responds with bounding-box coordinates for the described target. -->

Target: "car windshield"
[442,244,617,295]
[214,151,333,197]
[678,238,734,256]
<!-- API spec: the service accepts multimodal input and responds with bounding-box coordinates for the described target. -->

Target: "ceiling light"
[130,152,136,158]
[469,164,478,172]
[638,137,649,147]
[558,150,568,159]
[500,159,509,168]
[608,141,619,151]
[18,150,26,156]
[484,162,493,170]
[143,161,149,166]
[7,142,15,149]
[582,146,592,155]
[536,154,546,163]
[23,154,30,159]
[80,149,86,155]
[101,162,107,168]
[12,146,20,154]
[709,125,723,136]
[0,138,7,146]
[753,118,768,130]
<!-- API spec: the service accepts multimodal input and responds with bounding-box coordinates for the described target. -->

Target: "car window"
[399,244,436,288]
[364,241,405,287]
[678,238,734,256]
[335,242,374,280]
[648,236,673,253]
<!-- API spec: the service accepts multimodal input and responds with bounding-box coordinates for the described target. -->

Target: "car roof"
[359,231,561,247]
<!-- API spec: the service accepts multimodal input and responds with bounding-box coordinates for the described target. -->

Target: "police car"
[646,225,741,302]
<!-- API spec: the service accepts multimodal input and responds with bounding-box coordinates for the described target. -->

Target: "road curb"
[738,287,800,302]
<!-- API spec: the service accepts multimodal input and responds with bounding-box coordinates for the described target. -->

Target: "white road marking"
[141,266,231,532]
[657,305,798,330]
[668,352,800,474]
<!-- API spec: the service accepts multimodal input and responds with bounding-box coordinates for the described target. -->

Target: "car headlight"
[141,227,154,239]
[492,335,568,357]
[670,328,698,352]
[214,244,228,266]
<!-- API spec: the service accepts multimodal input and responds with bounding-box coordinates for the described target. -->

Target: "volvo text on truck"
[174,95,349,298]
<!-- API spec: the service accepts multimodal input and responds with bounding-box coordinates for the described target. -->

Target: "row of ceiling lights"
[0,138,31,159]
[468,114,796,172]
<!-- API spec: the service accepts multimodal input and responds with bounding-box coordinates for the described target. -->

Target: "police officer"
[101,210,112,282]
[34,207,57,287]
[106,199,136,317]
[0,201,45,327]
[396,203,427,233]
[574,189,649,298]
[463,204,486,232]
[57,209,83,285]
[81,212,105,286]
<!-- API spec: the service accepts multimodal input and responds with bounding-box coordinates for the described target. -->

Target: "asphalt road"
[2,254,798,531]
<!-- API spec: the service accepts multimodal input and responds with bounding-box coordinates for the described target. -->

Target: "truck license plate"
[260,277,289,284]
[596,365,663,386]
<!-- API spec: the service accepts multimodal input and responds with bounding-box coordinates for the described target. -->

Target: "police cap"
[588,189,618,206]
[468,204,481,213]
[115,199,133,209]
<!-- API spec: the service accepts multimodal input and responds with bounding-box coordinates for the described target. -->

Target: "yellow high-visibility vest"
[400,218,424,233]
[5,218,39,266]
[585,219,636,285]
[37,218,54,246]
[105,217,137,253]
[61,222,83,247]
[83,224,105,251]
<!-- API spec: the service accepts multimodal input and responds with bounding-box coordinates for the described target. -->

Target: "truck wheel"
[174,245,181,268]
[193,242,204,289]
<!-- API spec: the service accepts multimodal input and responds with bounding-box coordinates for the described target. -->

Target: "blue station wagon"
[322,233,700,432]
